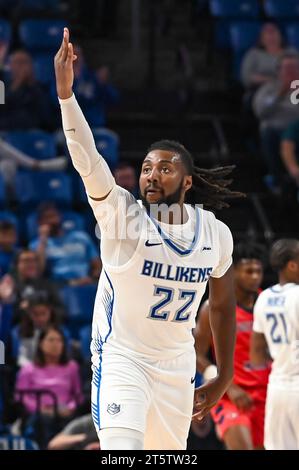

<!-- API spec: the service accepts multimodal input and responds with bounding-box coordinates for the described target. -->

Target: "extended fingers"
[66,42,77,65]
[61,27,69,62]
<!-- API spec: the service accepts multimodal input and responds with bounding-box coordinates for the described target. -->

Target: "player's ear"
[288,260,297,272]
[183,175,192,192]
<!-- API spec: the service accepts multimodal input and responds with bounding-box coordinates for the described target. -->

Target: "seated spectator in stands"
[0,39,8,82]
[48,413,99,450]
[114,162,138,197]
[0,221,17,276]
[15,296,62,367]
[30,203,101,284]
[0,138,67,198]
[15,326,83,446]
[281,119,299,187]
[241,23,295,91]
[71,44,119,127]
[0,50,52,130]
[253,53,299,190]
[10,249,65,324]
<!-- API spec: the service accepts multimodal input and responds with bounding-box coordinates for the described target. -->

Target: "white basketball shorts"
[91,348,196,450]
[264,380,299,450]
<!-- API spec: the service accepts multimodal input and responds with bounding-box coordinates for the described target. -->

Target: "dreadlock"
[147,140,245,210]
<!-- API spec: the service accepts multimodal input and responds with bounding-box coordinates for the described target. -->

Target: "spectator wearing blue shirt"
[71,44,119,127]
[30,203,101,285]
[0,50,52,131]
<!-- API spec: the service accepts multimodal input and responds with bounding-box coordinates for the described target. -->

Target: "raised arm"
[54,28,114,201]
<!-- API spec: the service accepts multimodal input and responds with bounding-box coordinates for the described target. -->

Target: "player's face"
[139,150,192,207]
[234,259,263,294]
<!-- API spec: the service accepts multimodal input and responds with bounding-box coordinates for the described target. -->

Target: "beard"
[139,179,185,224]
[140,179,184,214]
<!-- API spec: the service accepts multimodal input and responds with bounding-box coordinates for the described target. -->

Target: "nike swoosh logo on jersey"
[145,240,163,247]
[191,376,196,384]
[202,246,212,251]
[66,128,75,133]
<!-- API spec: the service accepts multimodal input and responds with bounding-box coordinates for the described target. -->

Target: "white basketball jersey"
[253,283,299,383]
[91,205,227,360]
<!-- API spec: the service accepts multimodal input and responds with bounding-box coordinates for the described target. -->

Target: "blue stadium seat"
[61,284,97,338]
[0,19,11,43]
[33,54,56,87]
[4,131,56,159]
[210,0,260,18]
[230,21,262,78]
[26,210,85,240]
[93,128,119,170]
[264,0,299,18]
[19,0,60,11]
[19,20,65,52]
[15,171,72,207]
[0,435,39,450]
[230,21,262,52]
[0,211,18,228]
[78,325,92,360]
[286,24,299,49]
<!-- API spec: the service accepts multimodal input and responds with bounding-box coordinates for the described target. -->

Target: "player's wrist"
[202,364,218,382]
[57,87,73,100]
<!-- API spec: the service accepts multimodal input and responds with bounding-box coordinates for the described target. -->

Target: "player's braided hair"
[147,140,245,210]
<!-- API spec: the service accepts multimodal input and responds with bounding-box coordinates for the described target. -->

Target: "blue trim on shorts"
[92,270,115,429]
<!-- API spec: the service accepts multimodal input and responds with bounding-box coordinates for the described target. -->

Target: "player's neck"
[278,276,297,286]
[235,288,256,310]
[156,204,189,225]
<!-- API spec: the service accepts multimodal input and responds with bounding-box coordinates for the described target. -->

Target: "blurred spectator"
[281,119,299,187]
[0,138,67,198]
[29,203,101,284]
[0,40,8,81]
[9,249,65,324]
[15,296,62,367]
[0,50,52,130]
[241,23,295,91]
[114,162,138,197]
[0,220,18,276]
[15,326,83,414]
[253,53,299,189]
[48,413,99,450]
[15,326,83,446]
[71,44,119,127]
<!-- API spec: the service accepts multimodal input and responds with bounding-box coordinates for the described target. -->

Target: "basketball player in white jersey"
[251,239,299,449]
[54,28,239,450]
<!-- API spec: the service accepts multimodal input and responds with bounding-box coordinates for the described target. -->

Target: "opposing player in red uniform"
[194,243,270,450]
